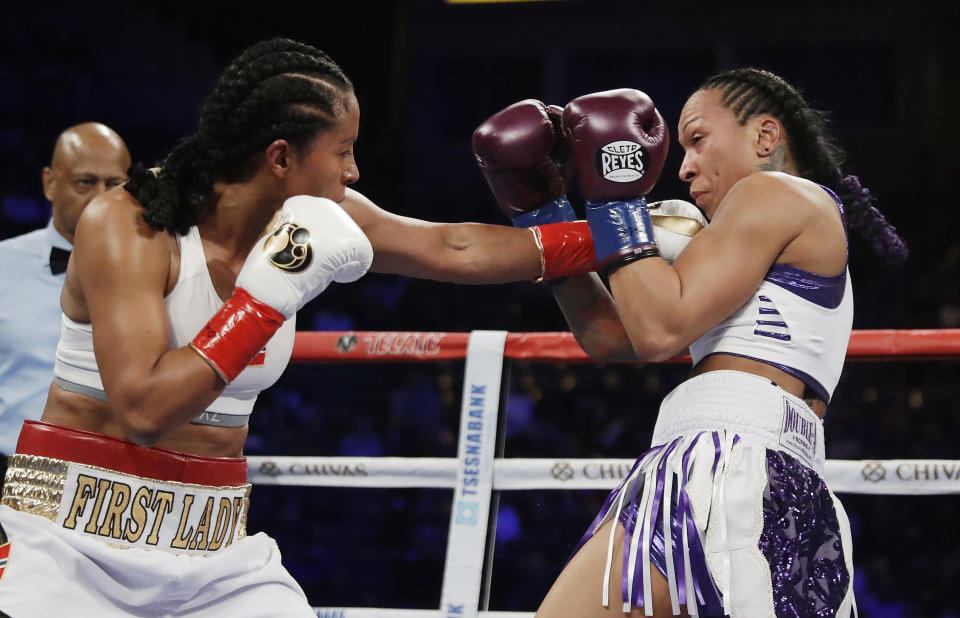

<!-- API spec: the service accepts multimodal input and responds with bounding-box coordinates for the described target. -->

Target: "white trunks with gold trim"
[1,420,250,556]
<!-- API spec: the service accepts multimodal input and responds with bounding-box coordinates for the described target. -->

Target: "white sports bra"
[688,186,853,402]
[54,226,296,426]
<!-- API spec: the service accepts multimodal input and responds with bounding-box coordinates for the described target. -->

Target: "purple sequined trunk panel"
[760,449,850,617]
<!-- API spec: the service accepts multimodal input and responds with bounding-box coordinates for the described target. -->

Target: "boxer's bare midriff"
[41,383,248,458]
[690,352,827,418]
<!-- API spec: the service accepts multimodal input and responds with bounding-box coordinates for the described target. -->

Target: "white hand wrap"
[649,199,708,263]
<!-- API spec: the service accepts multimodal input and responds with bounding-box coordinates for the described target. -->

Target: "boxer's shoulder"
[73,187,174,281]
[78,186,171,245]
[715,172,810,224]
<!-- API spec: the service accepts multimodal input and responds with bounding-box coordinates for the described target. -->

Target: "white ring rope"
[314,607,533,618]
[248,456,960,495]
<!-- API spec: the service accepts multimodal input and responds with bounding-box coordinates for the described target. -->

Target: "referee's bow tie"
[50,246,71,275]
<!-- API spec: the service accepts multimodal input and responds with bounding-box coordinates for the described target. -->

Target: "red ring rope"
[291,329,960,364]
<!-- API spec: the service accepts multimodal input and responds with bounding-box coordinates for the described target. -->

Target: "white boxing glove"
[649,199,708,263]
[237,195,373,319]
[191,195,373,382]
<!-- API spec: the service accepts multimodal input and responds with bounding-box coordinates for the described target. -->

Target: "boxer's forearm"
[102,347,227,446]
[550,273,636,361]
[370,221,542,283]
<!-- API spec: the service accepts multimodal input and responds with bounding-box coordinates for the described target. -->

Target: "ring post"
[479,355,512,611]
[439,331,508,618]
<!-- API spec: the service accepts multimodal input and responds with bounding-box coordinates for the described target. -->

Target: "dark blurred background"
[2,0,958,615]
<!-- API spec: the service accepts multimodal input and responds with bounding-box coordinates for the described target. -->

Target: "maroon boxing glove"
[472,99,574,227]
[562,88,668,201]
[473,99,598,282]
[562,89,670,272]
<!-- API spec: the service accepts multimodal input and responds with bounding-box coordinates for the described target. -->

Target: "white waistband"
[652,370,825,474]
[2,454,251,555]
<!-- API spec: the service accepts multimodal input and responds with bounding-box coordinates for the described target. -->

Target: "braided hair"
[700,67,908,264]
[125,38,354,235]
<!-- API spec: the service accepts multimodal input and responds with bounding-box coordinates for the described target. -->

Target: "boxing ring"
[246,329,960,618]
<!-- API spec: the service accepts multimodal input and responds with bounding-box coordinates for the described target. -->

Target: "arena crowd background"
[2,1,958,615]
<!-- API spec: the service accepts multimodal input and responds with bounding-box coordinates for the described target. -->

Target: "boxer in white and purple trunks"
[472,68,907,616]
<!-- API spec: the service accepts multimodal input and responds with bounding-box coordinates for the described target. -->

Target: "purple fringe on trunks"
[575,431,723,615]
[578,434,850,617]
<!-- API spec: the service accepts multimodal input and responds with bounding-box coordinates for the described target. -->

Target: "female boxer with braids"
[524,69,907,617]
[0,37,600,616]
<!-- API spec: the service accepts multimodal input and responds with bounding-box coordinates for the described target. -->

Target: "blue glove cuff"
[586,197,660,272]
[512,196,576,228]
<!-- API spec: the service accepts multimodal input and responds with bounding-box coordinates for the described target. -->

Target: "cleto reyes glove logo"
[264,222,313,273]
[594,140,649,183]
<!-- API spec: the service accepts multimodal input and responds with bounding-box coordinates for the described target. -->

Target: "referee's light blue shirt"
[0,219,71,455]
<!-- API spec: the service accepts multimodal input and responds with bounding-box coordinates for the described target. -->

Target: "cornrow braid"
[125,37,354,235]
[699,67,907,264]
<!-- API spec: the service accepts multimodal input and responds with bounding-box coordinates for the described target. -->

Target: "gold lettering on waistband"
[98,481,132,540]
[63,474,97,530]
[83,478,112,534]
[171,494,196,550]
[207,497,234,551]
[124,486,152,543]
[147,491,175,546]
[190,497,215,551]
[4,454,250,554]
[225,495,246,547]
